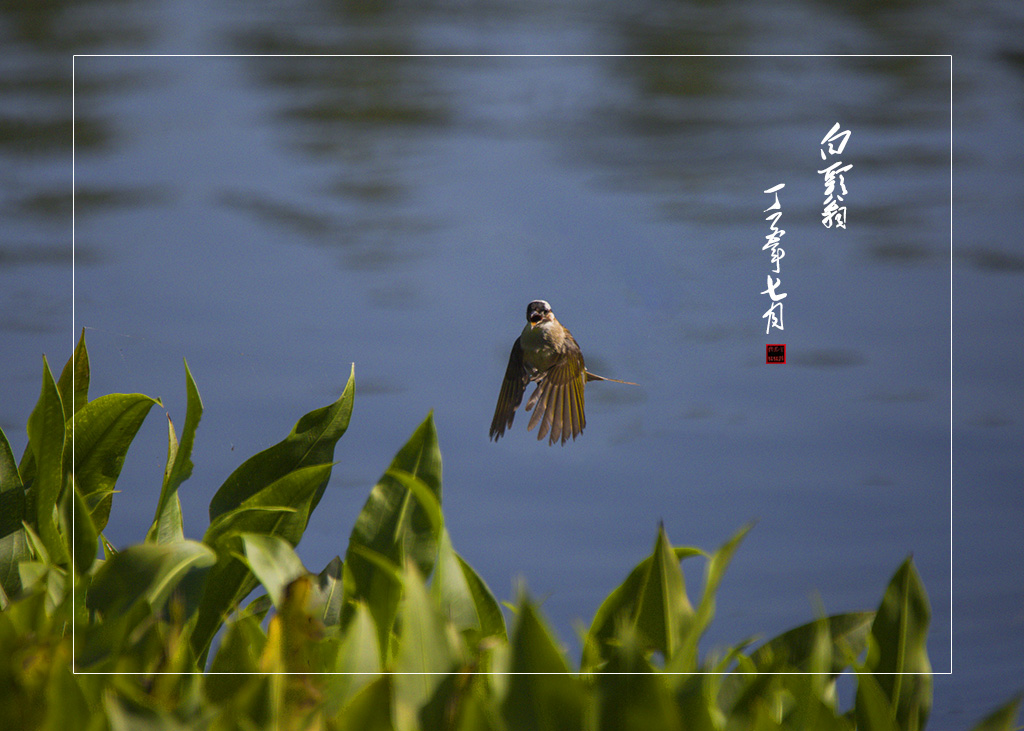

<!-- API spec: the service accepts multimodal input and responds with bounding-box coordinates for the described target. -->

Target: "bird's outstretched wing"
[525,335,587,446]
[489,337,529,441]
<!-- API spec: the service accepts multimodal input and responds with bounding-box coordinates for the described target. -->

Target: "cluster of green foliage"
[0,332,1019,731]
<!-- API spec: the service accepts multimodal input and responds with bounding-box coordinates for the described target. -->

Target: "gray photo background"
[2,2,1022,728]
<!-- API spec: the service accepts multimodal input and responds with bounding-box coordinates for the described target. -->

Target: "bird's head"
[526,300,554,328]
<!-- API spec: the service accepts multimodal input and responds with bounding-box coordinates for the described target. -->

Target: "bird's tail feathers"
[585,372,638,386]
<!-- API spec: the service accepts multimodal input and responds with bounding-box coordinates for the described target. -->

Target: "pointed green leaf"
[239,533,308,608]
[394,561,460,731]
[189,557,258,666]
[0,527,29,604]
[315,556,344,627]
[191,462,332,663]
[855,671,901,731]
[502,596,586,731]
[583,524,700,672]
[205,505,299,545]
[209,364,354,522]
[64,476,97,575]
[692,523,751,637]
[0,427,26,515]
[596,624,683,731]
[637,523,694,662]
[148,415,185,544]
[72,392,160,532]
[57,328,90,418]
[17,559,66,615]
[781,672,854,731]
[672,674,720,731]
[21,520,51,564]
[432,528,506,643]
[864,557,932,731]
[385,467,443,536]
[968,694,1022,731]
[25,356,68,563]
[87,539,216,616]
[749,612,873,673]
[332,675,396,731]
[343,413,443,653]
[205,463,333,547]
[719,611,873,722]
[148,359,203,543]
[206,613,268,699]
[0,428,30,598]
[324,601,382,715]
[667,522,752,674]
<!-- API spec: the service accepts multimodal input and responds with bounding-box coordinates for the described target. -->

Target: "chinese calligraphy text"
[761,183,786,334]
[818,122,852,228]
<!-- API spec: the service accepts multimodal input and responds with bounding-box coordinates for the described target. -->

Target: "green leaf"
[393,561,460,731]
[39,648,91,731]
[191,462,333,663]
[209,674,276,730]
[324,601,382,715]
[17,563,66,616]
[72,392,161,533]
[239,533,308,608]
[148,359,203,544]
[675,522,752,671]
[596,624,683,731]
[314,556,344,627]
[0,428,30,599]
[432,528,506,644]
[87,539,216,616]
[332,675,396,731]
[205,505,299,545]
[190,372,353,664]
[749,612,873,673]
[725,613,857,731]
[385,467,443,536]
[781,672,854,731]
[208,364,354,522]
[582,524,701,672]
[206,612,267,699]
[24,356,68,564]
[862,557,932,731]
[57,328,90,418]
[672,675,720,731]
[343,413,443,656]
[105,692,194,731]
[502,596,586,731]
[21,520,51,564]
[968,694,1022,731]
[64,476,97,575]
[854,671,901,731]
[323,604,379,715]
[436,674,504,731]
[208,463,333,548]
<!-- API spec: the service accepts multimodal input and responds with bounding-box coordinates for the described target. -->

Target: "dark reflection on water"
[2,0,1023,724]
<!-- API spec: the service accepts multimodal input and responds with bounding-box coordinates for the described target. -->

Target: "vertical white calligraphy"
[762,184,787,334]
[818,122,852,228]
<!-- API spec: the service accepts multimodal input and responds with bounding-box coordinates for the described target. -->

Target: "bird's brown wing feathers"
[489,337,529,441]
[525,335,587,446]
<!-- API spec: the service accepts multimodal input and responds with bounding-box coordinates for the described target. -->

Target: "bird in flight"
[489,300,637,445]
